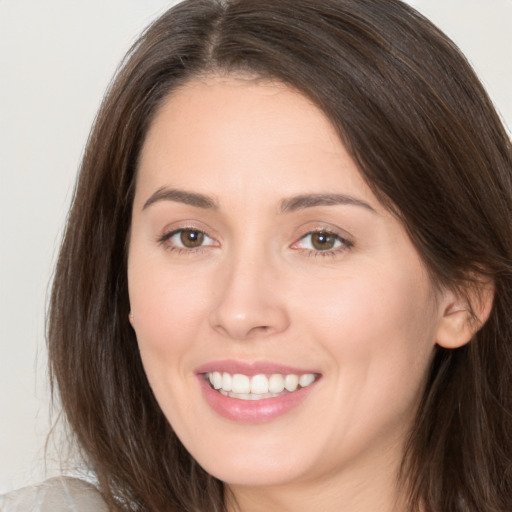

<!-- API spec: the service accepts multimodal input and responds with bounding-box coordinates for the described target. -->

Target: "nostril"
[247,325,272,337]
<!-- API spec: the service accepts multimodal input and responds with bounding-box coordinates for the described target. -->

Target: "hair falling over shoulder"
[47,0,512,510]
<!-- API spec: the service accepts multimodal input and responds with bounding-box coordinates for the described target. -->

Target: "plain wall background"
[1,0,511,494]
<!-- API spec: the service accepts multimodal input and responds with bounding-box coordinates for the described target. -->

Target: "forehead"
[135,75,377,209]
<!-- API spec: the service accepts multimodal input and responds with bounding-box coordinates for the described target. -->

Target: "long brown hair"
[48,0,512,510]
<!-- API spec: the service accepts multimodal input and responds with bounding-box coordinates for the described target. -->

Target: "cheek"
[295,270,437,460]
[127,262,215,429]
[127,256,212,366]
[293,264,438,401]
[299,266,434,340]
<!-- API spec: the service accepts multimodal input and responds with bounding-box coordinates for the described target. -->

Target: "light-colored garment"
[0,477,109,512]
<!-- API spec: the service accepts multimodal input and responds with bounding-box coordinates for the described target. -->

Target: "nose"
[208,251,290,341]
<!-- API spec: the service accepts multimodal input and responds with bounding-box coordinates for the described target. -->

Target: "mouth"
[204,371,319,400]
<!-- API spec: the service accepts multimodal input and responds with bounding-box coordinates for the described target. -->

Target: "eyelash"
[157,227,353,258]
[293,229,353,258]
[157,227,217,255]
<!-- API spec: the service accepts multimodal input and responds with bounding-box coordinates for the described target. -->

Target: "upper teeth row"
[206,372,316,395]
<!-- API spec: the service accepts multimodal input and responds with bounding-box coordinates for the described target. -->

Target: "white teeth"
[232,374,251,394]
[210,371,222,390]
[284,374,299,392]
[268,374,286,393]
[233,393,253,400]
[219,390,283,400]
[299,373,315,388]
[206,371,317,398]
[251,374,269,394]
[222,372,232,391]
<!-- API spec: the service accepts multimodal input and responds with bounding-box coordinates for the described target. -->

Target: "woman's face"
[128,76,448,491]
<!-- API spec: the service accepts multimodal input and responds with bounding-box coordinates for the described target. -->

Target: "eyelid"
[157,223,220,251]
[290,225,354,254]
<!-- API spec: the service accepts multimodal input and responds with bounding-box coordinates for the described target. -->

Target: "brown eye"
[179,229,205,248]
[162,228,216,252]
[293,230,347,253]
[310,232,338,250]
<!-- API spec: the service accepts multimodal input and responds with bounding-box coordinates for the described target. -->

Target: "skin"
[127,76,466,512]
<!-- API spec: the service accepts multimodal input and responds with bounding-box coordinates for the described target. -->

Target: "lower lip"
[198,375,317,424]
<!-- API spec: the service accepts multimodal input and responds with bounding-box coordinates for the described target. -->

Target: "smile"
[205,372,318,400]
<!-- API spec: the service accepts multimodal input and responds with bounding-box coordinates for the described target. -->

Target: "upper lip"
[195,359,320,377]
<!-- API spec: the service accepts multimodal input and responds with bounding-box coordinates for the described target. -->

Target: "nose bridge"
[209,238,289,340]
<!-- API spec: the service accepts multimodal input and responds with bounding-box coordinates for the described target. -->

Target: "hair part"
[48,1,512,510]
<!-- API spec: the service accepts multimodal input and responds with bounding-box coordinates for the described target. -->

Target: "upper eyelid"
[293,231,351,248]
[160,227,217,244]
[158,221,218,239]
[294,225,352,242]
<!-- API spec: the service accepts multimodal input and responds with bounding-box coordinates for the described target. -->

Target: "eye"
[293,230,351,253]
[161,228,217,250]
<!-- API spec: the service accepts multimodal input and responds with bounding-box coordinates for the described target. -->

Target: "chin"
[201,457,308,488]
[183,431,317,487]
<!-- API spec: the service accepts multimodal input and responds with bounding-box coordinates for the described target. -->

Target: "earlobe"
[435,281,494,349]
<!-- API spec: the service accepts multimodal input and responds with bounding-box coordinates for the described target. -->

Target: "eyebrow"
[280,193,376,214]
[142,187,376,214]
[142,187,218,210]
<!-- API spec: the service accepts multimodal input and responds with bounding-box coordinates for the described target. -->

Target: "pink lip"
[195,360,320,424]
[195,359,318,377]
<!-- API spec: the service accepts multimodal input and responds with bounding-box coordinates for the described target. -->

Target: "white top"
[0,478,108,512]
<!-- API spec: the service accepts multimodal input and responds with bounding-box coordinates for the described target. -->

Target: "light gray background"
[1,0,511,494]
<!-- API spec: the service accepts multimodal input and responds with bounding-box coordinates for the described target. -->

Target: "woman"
[3,0,512,510]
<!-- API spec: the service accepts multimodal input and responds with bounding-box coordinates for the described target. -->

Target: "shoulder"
[0,477,109,512]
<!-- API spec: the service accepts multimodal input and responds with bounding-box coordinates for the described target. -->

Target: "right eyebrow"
[142,187,218,211]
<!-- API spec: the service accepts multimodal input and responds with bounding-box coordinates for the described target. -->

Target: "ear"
[435,279,494,349]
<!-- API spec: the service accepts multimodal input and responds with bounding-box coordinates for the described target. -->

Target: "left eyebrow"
[280,193,377,214]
